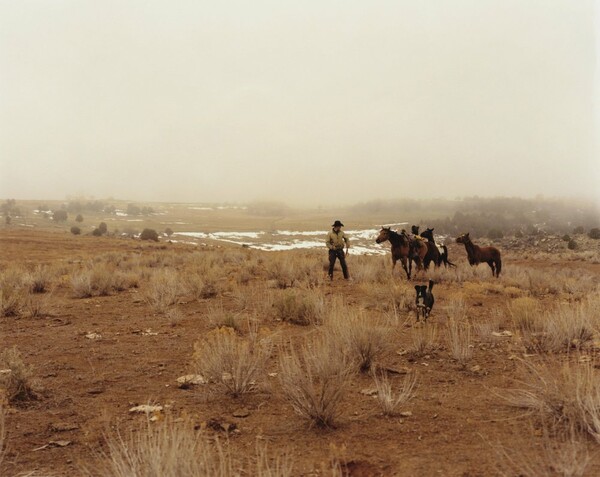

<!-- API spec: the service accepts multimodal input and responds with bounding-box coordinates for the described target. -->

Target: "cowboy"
[326,220,350,280]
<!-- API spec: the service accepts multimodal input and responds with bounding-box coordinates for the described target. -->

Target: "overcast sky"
[0,0,598,206]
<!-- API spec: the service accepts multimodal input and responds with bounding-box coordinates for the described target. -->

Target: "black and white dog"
[415,280,435,322]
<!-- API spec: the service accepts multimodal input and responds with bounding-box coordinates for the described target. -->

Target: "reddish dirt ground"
[1,229,600,476]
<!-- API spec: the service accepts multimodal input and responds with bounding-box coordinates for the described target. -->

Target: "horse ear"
[430,228,434,232]
[414,285,420,292]
[466,232,470,237]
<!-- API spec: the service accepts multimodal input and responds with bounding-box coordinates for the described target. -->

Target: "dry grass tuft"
[495,420,595,477]
[273,289,325,326]
[144,269,185,312]
[0,268,27,317]
[325,307,392,373]
[372,371,418,416]
[193,327,271,396]
[26,265,55,293]
[444,296,473,366]
[0,346,39,403]
[88,419,235,477]
[279,335,354,428]
[408,324,439,357]
[499,360,600,443]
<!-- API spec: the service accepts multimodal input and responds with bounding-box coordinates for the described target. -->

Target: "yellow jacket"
[326,229,349,250]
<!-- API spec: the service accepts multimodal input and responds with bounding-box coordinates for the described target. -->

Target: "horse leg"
[487,260,495,276]
[391,258,397,276]
[401,257,411,280]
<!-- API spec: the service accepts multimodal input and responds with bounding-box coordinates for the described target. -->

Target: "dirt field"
[1,224,600,476]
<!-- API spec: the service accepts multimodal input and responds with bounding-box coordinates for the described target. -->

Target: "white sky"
[0,0,598,205]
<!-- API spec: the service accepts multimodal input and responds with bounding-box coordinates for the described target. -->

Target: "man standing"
[326,220,350,280]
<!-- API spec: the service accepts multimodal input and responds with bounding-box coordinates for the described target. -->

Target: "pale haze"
[0,0,598,206]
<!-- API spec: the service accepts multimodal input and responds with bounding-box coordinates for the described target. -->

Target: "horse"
[376,227,429,278]
[456,232,502,277]
[375,227,413,279]
[420,228,456,268]
[409,225,436,271]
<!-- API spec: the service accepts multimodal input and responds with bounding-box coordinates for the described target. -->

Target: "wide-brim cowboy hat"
[332,220,344,227]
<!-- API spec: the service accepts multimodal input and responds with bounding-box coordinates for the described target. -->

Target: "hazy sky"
[1,1,598,206]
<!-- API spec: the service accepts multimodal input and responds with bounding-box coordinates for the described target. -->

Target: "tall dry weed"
[499,360,600,443]
[88,419,235,477]
[144,269,185,312]
[325,307,392,373]
[372,371,418,416]
[193,327,271,396]
[279,335,353,428]
[0,346,39,402]
[273,289,325,326]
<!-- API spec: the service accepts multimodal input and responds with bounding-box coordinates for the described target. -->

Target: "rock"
[383,366,409,375]
[470,365,482,374]
[360,388,378,396]
[129,404,163,414]
[87,388,105,395]
[492,331,513,337]
[232,408,250,418]
[399,411,412,417]
[85,332,102,340]
[176,374,207,388]
[267,372,278,377]
[50,423,79,433]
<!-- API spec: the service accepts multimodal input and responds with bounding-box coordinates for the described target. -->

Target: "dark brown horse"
[408,225,434,271]
[376,227,428,279]
[376,227,413,279]
[421,228,456,268]
[456,232,502,277]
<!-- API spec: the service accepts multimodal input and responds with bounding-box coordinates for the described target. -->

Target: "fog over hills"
[1,1,598,205]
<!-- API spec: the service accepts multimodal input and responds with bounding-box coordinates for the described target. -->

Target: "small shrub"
[273,289,324,326]
[75,214,84,223]
[325,307,392,373]
[408,324,438,357]
[165,227,174,237]
[26,265,53,293]
[53,210,68,222]
[92,228,103,237]
[98,222,108,235]
[562,234,571,242]
[568,239,577,250]
[0,347,38,402]
[90,419,236,477]
[144,270,183,311]
[70,226,81,235]
[279,336,353,428]
[0,270,26,317]
[372,371,417,416]
[572,226,585,235]
[193,327,271,396]
[589,228,600,239]
[140,228,159,242]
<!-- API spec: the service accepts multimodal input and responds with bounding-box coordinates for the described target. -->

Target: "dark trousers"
[328,249,349,279]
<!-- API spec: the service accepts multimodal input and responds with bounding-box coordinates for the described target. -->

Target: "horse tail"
[442,245,457,268]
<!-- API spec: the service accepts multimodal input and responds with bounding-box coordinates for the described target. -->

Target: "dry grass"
[444,296,473,366]
[71,264,138,298]
[372,371,418,416]
[496,423,594,477]
[88,419,235,477]
[499,360,600,442]
[22,292,53,318]
[408,323,439,357]
[144,269,185,312]
[273,289,325,326]
[25,264,55,293]
[0,268,26,317]
[278,335,354,428]
[325,306,392,373]
[0,347,38,403]
[193,327,271,396]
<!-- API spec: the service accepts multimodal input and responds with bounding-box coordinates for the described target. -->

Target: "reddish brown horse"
[376,227,428,279]
[456,232,502,277]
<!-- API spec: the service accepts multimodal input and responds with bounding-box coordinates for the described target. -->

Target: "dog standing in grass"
[415,280,435,321]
